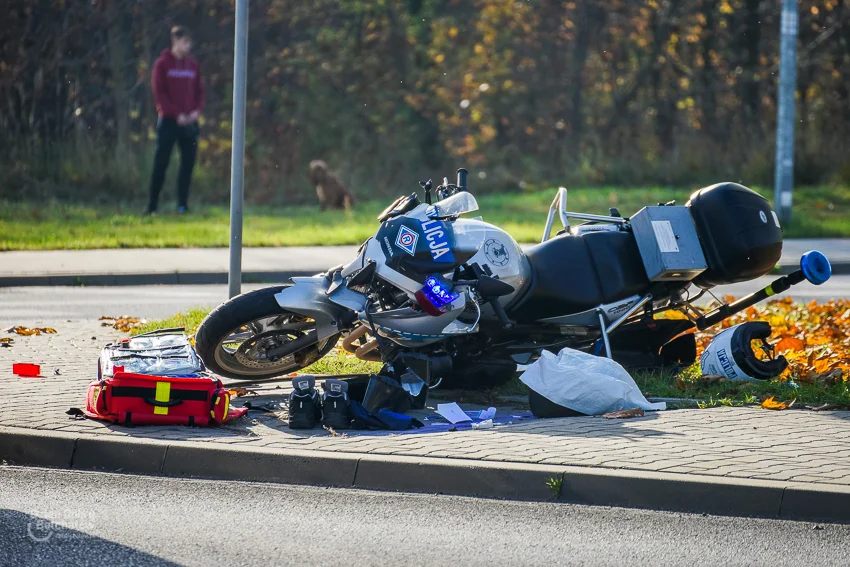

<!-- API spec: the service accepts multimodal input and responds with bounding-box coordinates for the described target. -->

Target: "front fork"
[274,276,361,340]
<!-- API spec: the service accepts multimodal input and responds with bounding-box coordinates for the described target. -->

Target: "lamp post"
[228,0,249,298]
[774,0,798,224]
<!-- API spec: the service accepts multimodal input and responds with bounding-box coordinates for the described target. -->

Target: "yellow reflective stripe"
[765,285,775,297]
[153,382,171,415]
[212,392,229,421]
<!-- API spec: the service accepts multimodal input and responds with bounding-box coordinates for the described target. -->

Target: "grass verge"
[3,185,848,250]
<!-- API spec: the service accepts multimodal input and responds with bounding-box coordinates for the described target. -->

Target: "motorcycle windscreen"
[376,216,478,282]
[425,192,479,218]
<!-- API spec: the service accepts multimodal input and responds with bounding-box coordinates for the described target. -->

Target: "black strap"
[111,386,208,402]
[66,407,86,420]
[188,416,195,426]
[143,398,184,408]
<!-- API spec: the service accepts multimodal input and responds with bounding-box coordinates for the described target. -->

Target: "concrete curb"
[2,263,849,287]
[0,270,318,287]
[2,426,849,523]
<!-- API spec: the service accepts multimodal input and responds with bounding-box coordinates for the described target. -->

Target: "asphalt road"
[1,275,848,322]
[1,466,847,567]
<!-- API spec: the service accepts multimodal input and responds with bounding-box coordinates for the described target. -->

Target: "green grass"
[136,307,850,408]
[632,365,850,409]
[2,185,848,250]
[133,307,210,337]
[300,349,381,375]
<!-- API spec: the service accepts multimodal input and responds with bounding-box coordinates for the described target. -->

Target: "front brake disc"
[233,330,302,368]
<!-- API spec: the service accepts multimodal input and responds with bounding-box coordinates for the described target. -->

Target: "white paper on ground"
[478,407,497,420]
[436,402,473,424]
[519,348,666,415]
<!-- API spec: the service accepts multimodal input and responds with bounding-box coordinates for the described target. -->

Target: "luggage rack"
[542,187,629,242]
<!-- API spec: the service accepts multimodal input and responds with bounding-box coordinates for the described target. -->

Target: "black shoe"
[321,379,352,430]
[288,377,322,429]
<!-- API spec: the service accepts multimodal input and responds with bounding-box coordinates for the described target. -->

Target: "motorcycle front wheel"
[194,285,340,381]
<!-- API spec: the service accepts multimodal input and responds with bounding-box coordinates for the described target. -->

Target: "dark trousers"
[147,117,199,212]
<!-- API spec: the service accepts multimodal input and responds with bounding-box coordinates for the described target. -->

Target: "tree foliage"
[2,0,849,203]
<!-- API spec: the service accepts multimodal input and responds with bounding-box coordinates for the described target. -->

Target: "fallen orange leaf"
[762,396,794,410]
[775,336,805,353]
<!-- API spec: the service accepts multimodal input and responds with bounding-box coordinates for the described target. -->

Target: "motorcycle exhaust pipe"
[355,339,382,362]
[696,250,831,330]
[342,325,370,353]
[342,325,383,361]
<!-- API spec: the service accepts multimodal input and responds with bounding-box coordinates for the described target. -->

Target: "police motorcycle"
[195,168,832,402]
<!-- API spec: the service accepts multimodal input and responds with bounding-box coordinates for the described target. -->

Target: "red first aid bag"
[84,329,246,426]
[85,371,245,426]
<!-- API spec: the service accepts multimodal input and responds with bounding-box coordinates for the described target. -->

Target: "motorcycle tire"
[195,285,340,381]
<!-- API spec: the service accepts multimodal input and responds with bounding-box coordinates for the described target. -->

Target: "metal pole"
[774,0,797,224]
[228,0,249,298]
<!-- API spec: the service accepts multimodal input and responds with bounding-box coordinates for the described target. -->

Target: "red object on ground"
[13,363,41,377]
[85,372,247,426]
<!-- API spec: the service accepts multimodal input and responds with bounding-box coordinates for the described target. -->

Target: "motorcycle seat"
[510,231,650,322]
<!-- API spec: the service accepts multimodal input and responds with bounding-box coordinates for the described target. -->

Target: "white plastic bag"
[520,348,666,415]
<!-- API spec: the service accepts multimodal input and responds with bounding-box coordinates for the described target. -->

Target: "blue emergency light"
[415,275,459,316]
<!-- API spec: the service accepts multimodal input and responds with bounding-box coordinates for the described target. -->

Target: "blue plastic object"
[800,250,832,285]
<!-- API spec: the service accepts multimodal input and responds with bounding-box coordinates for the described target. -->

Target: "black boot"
[321,379,352,430]
[288,377,322,429]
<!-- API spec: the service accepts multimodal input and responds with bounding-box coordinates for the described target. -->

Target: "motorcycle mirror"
[420,179,433,204]
[457,168,468,191]
[477,275,515,298]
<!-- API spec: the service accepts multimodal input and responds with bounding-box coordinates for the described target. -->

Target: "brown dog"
[309,160,354,210]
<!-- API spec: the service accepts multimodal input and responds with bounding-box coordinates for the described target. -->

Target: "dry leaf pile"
[6,326,57,336]
[665,297,850,385]
[99,316,147,332]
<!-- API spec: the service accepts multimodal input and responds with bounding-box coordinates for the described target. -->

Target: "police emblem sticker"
[395,225,419,256]
[484,238,510,267]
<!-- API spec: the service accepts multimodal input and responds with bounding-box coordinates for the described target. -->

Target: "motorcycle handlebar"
[695,250,831,330]
[456,168,468,192]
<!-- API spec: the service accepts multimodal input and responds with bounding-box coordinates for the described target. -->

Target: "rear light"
[414,275,459,317]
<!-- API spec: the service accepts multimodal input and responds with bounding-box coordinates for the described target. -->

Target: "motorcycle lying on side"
[195,168,832,401]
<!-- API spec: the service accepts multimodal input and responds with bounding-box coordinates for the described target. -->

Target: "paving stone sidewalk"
[2,319,850,486]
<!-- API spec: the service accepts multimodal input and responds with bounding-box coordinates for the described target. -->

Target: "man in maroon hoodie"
[147,26,206,214]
